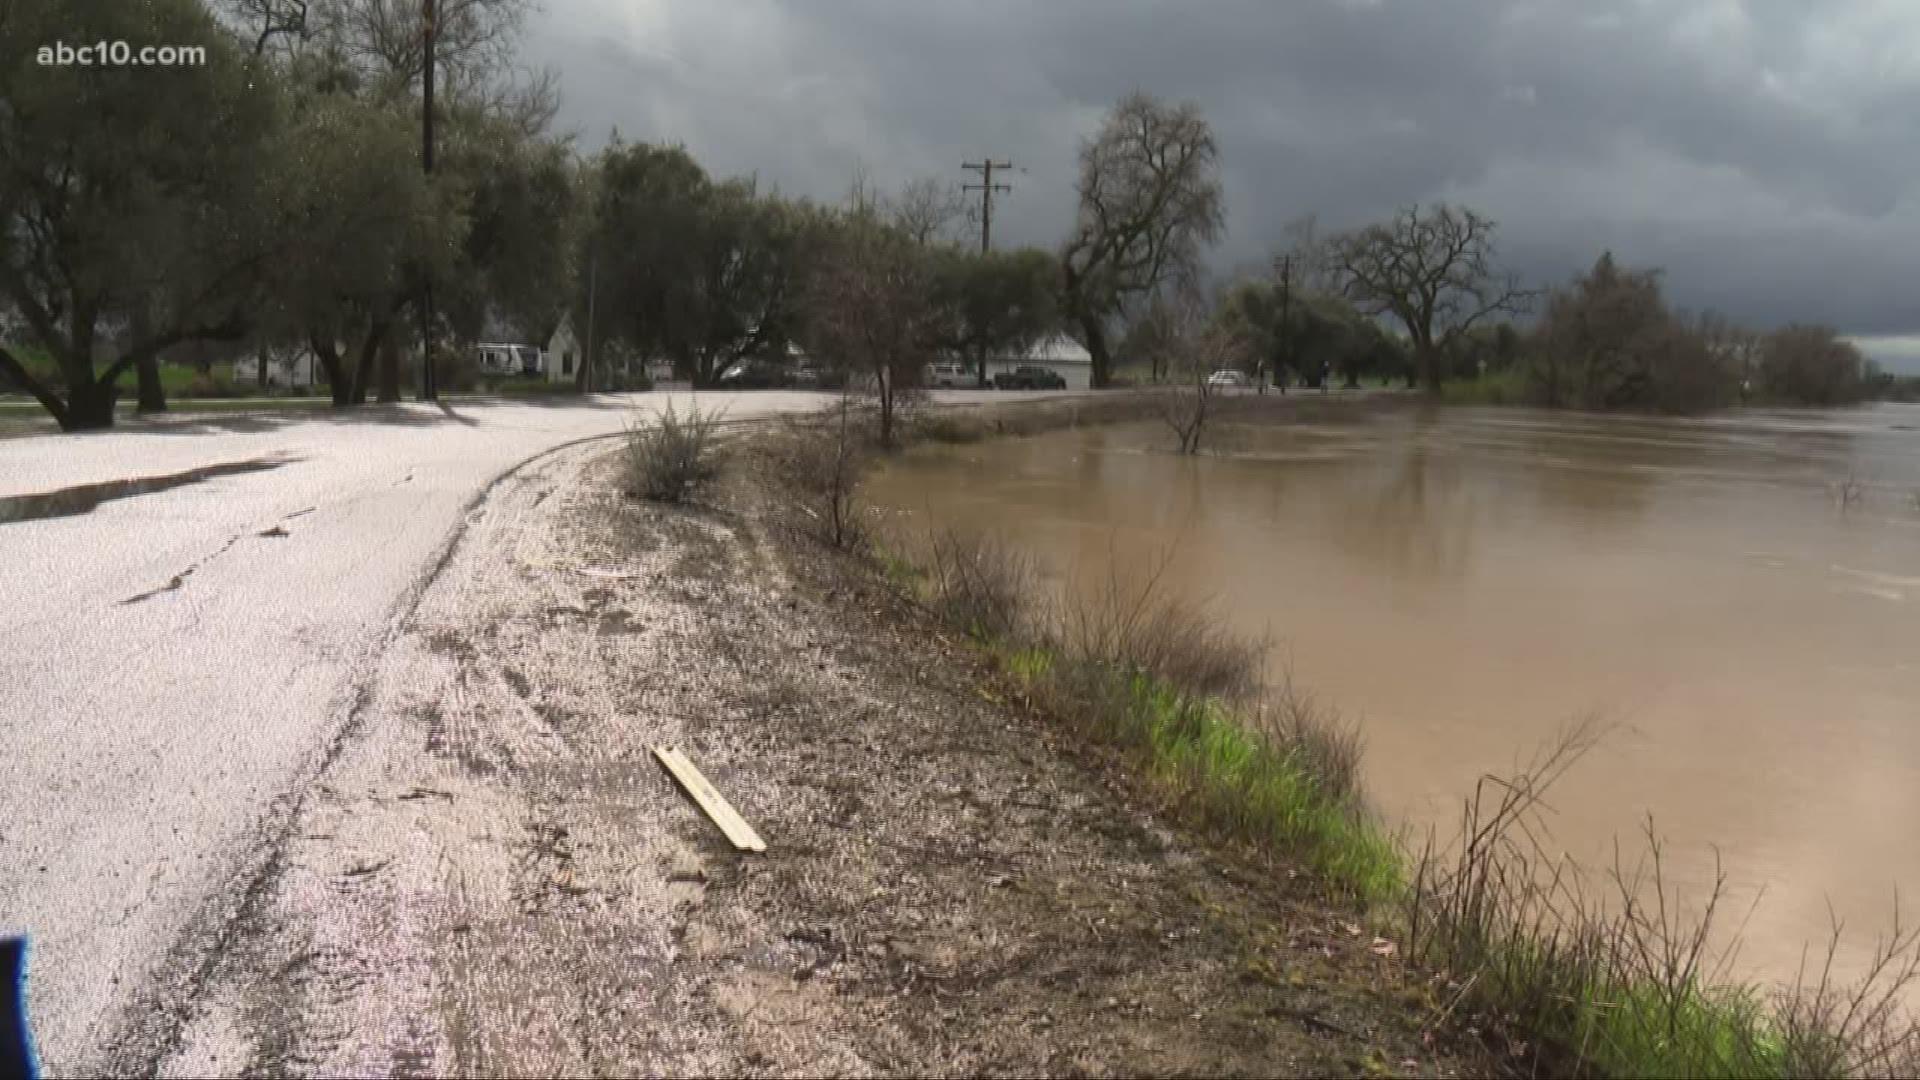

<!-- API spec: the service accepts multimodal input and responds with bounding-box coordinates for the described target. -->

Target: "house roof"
[990,331,1090,365]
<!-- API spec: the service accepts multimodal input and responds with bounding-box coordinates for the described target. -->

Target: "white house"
[984,332,1094,390]
[544,314,580,383]
[544,312,675,386]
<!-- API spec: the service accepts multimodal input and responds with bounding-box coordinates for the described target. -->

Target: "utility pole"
[962,159,1011,387]
[418,0,438,401]
[1275,255,1291,396]
[581,248,597,395]
[961,159,1012,254]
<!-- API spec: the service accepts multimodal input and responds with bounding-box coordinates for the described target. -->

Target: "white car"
[1206,369,1252,390]
[924,362,972,389]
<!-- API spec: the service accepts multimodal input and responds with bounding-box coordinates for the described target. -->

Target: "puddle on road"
[0,455,298,524]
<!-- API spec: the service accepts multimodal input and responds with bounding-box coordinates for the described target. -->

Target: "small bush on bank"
[883,525,1396,901]
[1405,720,1920,1078]
[762,397,872,548]
[1440,368,1530,407]
[903,410,990,444]
[922,524,1037,643]
[623,400,726,503]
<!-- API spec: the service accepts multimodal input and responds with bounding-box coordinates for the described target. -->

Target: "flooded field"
[867,400,1920,989]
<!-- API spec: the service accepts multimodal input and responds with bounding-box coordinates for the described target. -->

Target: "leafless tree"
[312,0,531,86]
[802,206,938,448]
[1272,214,1346,296]
[888,176,968,248]
[223,0,317,57]
[1153,285,1241,454]
[1331,203,1530,395]
[1061,92,1225,389]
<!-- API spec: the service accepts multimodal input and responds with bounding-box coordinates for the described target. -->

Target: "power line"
[961,159,1012,254]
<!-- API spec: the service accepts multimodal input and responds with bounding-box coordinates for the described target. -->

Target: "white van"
[924,362,971,388]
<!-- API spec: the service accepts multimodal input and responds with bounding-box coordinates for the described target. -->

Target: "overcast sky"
[519,0,1920,371]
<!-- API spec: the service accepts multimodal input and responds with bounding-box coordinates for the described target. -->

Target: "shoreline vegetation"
[631,391,1920,1078]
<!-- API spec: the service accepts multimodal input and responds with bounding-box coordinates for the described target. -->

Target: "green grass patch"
[1439,367,1531,406]
[1092,664,1401,903]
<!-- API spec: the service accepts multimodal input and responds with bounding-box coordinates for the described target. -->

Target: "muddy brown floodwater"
[867,400,1920,993]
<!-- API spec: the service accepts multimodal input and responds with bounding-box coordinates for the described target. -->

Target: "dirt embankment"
[156,429,1477,1078]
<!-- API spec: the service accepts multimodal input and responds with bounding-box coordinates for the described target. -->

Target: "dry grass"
[919,523,1038,644]
[622,400,727,503]
[1053,542,1268,705]
[874,523,1397,901]
[757,396,873,548]
[1404,719,1920,1078]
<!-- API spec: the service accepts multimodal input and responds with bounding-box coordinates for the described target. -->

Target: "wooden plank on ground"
[651,747,767,853]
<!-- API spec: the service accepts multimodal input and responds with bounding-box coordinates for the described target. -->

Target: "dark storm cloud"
[520,0,1920,367]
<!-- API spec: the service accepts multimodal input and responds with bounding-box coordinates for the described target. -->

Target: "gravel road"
[137,432,1461,1076]
[0,390,1034,1075]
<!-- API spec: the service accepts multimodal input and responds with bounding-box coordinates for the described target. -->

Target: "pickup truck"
[994,365,1067,390]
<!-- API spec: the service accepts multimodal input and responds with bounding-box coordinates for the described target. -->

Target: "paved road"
[0,389,1047,1074]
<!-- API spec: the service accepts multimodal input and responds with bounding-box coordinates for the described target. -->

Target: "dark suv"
[717,358,791,389]
[994,365,1067,390]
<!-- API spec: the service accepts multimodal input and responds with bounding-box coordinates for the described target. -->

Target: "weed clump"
[623,400,726,504]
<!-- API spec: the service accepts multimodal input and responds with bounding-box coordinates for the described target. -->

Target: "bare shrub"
[921,525,1038,643]
[1404,718,1920,1077]
[623,400,726,503]
[1056,542,1266,705]
[904,409,990,444]
[767,395,870,548]
[1250,675,1367,805]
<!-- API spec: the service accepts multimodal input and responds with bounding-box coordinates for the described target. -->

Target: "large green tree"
[1,0,285,430]
[1756,324,1867,407]
[437,103,578,352]
[930,246,1061,389]
[259,86,448,406]
[1526,252,1733,414]
[581,144,814,388]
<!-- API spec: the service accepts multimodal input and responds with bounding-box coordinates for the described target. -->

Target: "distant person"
[2,937,36,1080]
[1321,361,1331,393]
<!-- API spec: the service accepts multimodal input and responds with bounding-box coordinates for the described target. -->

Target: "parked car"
[1206,369,1252,390]
[717,358,791,389]
[994,365,1067,390]
[924,361,972,389]
[790,361,847,390]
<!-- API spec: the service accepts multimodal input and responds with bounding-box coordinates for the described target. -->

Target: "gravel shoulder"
[153,428,1476,1078]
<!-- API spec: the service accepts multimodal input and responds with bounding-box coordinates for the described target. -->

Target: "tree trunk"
[0,345,72,428]
[1416,344,1443,396]
[377,334,401,403]
[135,352,167,414]
[1078,311,1112,389]
[350,318,389,405]
[877,368,895,447]
[313,335,353,407]
[64,378,118,431]
[131,304,166,414]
